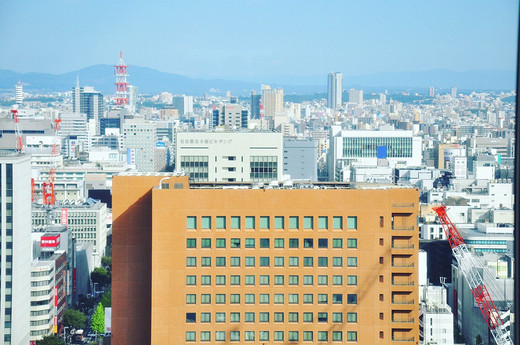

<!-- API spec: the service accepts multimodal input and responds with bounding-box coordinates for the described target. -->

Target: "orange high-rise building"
[113,175,419,345]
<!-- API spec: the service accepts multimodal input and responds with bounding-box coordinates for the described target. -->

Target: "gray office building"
[283,138,318,180]
[327,72,342,109]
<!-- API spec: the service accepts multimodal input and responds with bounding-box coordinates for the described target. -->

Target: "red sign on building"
[40,234,61,248]
[60,208,68,226]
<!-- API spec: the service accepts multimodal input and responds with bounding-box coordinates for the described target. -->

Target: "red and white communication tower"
[42,118,62,205]
[114,51,129,106]
[433,205,513,345]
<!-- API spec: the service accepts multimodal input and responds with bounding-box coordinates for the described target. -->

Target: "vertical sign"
[61,208,68,227]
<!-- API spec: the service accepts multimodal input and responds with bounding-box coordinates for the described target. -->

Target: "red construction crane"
[433,205,513,345]
[42,118,61,205]
[10,109,23,153]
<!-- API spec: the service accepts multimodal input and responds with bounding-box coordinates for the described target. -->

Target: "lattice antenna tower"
[114,51,129,106]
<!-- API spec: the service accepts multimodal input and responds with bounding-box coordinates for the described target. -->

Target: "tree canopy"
[101,291,111,308]
[91,267,110,287]
[91,303,105,334]
[63,309,86,329]
[36,335,65,345]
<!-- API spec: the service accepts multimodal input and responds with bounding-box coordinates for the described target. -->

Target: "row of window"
[186,274,359,286]
[186,293,358,305]
[187,216,357,230]
[186,256,358,268]
[186,311,357,323]
[186,330,357,342]
[186,237,357,249]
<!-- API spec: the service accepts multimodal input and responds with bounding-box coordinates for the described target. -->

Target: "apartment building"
[112,174,419,345]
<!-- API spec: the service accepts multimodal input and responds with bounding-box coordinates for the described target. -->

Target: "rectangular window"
[333,257,343,267]
[230,331,240,341]
[260,216,270,229]
[186,331,196,342]
[274,312,284,322]
[289,216,299,229]
[187,238,196,248]
[333,238,343,248]
[347,216,357,229]
[230,238,240,248]
[230,294,240,304]
[259,312,269,322]
[289,331,299,342]
[201,331,210,342]
[347,238,358,248]
[260,238,270,248]
[303,312,313,322]
[230,275,240,285]
[274,238,284,248]
[318,238,328,248]
[230,313,240,322]
[333,312,343,323]
[347,331,357,341]
[186,294,196,304]
[201,294,211,304]
[333,275,343,285]
[260,275,270,285]
[333,216,343,229]
[201,238,211,248]
[186,257,196,267]
[245,216,255,229]
[318,275,328,285]
[289,294,299,304]
[289,275,299,285]
[274,331,284,341]
[245,238,255,248]
[186,312,196,323]
[260,257,270,267]
[244,331,255,342]
[245,275,255,285]
[230,257,240,267]
[245,257,255,266]
[347,275,357,285]
[318,294,328,304]
[187,216,196,229]
[289,238,299,248]
[274,275,284,285]
[201,313,211,323]
[216,216,226,229]
[186,275,196,286]
[303,331,313,341]
[318,216,328,229]
[289,312,298,322]
[216,312,226,322]
[303,294,313,304]
[304,238,313,248]
[245,294,255,304]
[259,331,269,341]
[289,257,299,266]
[275,216,284,229]
[333,294,343,304]
[274,257,284,267]
[304,216,313,229]
[347,294,357,304]
[347,313,357,323]
[215,331,225,341]
[347,257,358,267]
[333,331,343,341]
[318,312,328,322]
[245,312,255,322]
[231,216,240,229]
[202,216,211,229]
[318,257,328,267]
[274,294,284,304]
[380,216,384,227]
[303,275,313,285]
[216,238,226,248]
[216,257,226,267]
[201,275,211,285]
[259,294,269,304]
[303,257,313,267]
[216,275,225,285]
[318,332,328,342]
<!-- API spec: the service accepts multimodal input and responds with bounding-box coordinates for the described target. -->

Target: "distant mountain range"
[0,65,514,96]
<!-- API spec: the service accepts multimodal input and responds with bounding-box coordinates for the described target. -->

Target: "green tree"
[101,291,111,308]
[475,334,483,345]
[91,267,110,287]
[91,303,105,334]
[63,309,86,329]
[101,256,112,270]
[36,335,65,345]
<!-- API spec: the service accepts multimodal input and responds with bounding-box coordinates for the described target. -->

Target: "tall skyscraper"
[112,175,419,345]
[172,96,194,116]
[327,72,343,109]
[72,84,104,132]
[0,154,31,345]
[428,87,435,98]
[261,85,283,117]
[450,86,457,99]
[250,91,261,119]
[14,81,23,105]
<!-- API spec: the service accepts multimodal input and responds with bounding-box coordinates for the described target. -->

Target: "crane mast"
[433,205,513,345]
[42,118,61,205]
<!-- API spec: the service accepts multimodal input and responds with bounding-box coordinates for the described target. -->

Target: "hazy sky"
[0,0,517,79]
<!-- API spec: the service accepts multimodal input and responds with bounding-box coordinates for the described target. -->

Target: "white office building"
[327,72,342,109]
[176,131,283,182]
[0,153,31,345]
[122,119,165,172]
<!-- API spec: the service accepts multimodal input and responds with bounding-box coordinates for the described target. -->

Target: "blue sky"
[0,0,517,79]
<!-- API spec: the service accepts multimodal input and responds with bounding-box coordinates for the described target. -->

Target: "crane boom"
[433,205,513,345]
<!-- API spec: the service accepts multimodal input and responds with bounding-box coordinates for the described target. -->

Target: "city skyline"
[0,1,517,80]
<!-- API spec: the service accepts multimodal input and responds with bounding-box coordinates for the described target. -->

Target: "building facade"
[327,72,342,109]
[283,138,317,180]
[262,86,283,117]
[112,175,419,345]
[0,154,31,345]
